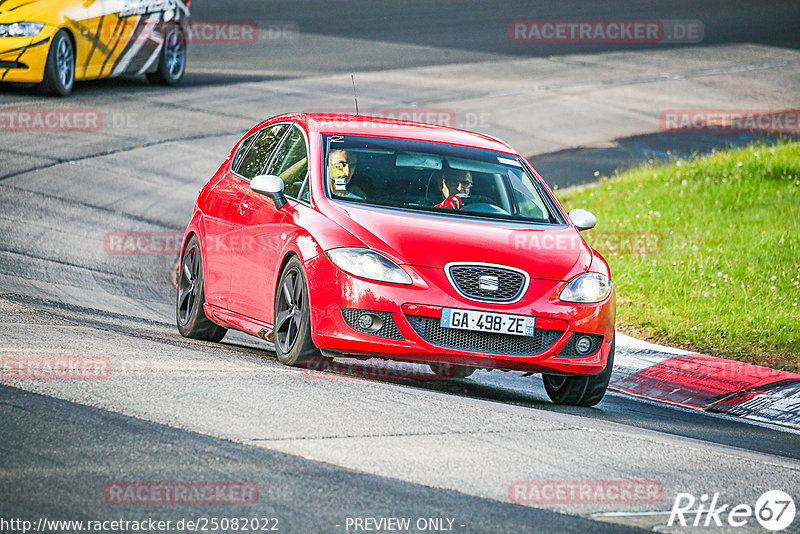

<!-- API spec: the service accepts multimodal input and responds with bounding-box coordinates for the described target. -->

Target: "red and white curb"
[612,334,800,431]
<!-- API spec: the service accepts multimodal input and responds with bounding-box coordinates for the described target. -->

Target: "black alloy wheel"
[274,257,320,366]
[176,236,227,341]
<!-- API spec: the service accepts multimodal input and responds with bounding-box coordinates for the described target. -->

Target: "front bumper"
[305,253,616,376]
[0,27,54,83]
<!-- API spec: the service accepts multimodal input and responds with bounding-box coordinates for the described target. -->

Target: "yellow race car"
[0,0,189,96]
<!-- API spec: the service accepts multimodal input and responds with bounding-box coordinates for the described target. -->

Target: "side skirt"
[204,304,273,341]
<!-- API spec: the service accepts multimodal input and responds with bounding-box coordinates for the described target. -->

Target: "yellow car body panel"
[0,0,188,84]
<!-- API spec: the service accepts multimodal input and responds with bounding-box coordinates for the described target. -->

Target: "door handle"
[240,200,250,212]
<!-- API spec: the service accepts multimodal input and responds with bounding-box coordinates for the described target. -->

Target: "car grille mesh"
[342,309,404,339]
[406,315,562,355]
[448,265,527,302]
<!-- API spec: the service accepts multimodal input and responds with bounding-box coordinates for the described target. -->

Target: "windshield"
[322,135,563,224]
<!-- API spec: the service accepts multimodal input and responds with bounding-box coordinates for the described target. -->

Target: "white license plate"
[440,308,535,337]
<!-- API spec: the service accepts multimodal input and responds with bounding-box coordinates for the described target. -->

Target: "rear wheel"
[38,30,74,96]
[274,257,320,366]
[429,363,475,379]
[542,336,614,406]
[176,236,227,341]
[147,24,186,85]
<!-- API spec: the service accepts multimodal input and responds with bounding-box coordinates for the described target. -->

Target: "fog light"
[358,314,375,329]
[575,336,593,354]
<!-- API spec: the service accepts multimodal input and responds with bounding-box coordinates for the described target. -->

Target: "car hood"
[326,203,592,281]
[0,0,188,24]
[0,0,64,23]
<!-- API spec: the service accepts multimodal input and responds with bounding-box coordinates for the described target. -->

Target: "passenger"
[329,149,366,199]
[435,169,471,209]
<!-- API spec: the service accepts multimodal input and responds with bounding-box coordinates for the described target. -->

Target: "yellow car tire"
[38,30,74,97]
[146,24,186,86]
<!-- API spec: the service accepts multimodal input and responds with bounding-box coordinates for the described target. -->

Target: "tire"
[429,363,475,379]
[38,30,74,96]
[176,236,227,341]
[274,257,320,366]
[542,336,615,407]
[147,24,186,85]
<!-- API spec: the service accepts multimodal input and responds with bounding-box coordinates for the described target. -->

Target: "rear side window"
[231,133,257,171]
[266,126,308,198]
[233,123,289,179]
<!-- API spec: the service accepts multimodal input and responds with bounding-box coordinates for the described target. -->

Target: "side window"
[508,171,549,220]
[297,179,311,202]
[234,124,289,179]
[298,180,311,203]
[231,133,257,172]
[266,126,308,198]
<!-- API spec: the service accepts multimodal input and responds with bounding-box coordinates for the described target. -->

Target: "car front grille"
[406,315,562,355]
[447,263,528,303]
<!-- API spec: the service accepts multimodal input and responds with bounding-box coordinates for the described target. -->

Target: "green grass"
[555,141,800,371]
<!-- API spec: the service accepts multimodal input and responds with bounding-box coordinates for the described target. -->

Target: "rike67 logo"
[668,490,795,531]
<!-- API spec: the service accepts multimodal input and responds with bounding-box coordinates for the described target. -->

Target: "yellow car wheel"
[147,24,186,86]
[38,30,74,97]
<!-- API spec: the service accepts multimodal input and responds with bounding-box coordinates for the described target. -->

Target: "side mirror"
[251,175,287,210]
[568,209,597,231]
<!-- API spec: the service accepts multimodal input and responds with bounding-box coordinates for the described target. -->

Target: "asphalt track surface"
[198,0,800,58]
[2,385,638,534]
[1,2,800,533]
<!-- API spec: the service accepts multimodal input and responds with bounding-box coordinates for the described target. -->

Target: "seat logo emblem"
[479,275,499,291]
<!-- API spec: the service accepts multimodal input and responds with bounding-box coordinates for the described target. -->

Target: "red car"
[177,113,616,406]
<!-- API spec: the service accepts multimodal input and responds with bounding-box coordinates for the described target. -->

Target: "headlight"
[327,248,412,285]
[559,272,612,303]
[0,22,45,38]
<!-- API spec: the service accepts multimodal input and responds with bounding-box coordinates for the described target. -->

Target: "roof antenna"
[351,74,359,115]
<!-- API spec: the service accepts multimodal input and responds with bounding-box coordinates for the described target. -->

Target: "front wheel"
[38,30,74,96]
[542,336,614,406]
[176,236,227,341]
[147,24,186,85]
[274,257,320,366]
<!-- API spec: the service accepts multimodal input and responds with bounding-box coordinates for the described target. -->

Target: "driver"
[329,149,366,199]
[460,173,473,196]
[435,169,472,209]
